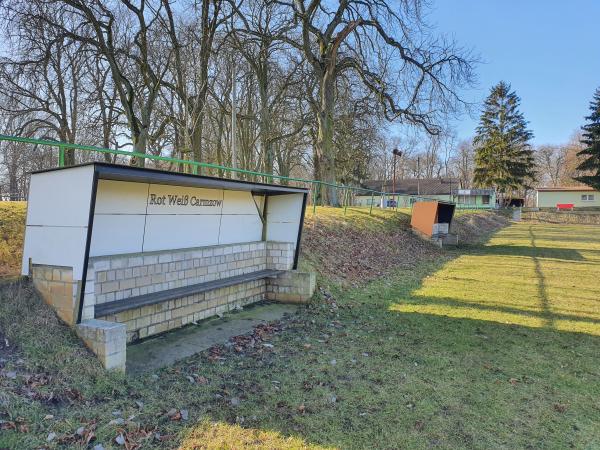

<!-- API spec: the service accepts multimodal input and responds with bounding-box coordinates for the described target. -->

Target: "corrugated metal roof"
[536,186,596,192]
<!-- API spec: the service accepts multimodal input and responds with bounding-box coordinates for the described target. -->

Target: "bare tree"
[535,132,588,187]
[229,0,308,175]
[37,0,174,165]
[450,139,475,188]
[536,145,566,187]
[279,0,475,204]
[161,0,229,168]
[0,4,89,165]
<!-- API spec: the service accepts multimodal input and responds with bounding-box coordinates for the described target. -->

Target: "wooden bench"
[94,269,283,318]
[556,203,574,211]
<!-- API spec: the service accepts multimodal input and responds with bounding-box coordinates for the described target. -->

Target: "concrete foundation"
[76,319,127,371]
[31,265,79,325]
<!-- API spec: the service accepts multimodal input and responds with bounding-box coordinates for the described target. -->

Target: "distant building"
[355,178,496,209]
[536,186,599,209]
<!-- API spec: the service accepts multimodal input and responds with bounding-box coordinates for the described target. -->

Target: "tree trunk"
[191,121,203,173]
[316,74,338,206]
[132,127,147,167]
[9,171,18,201]
[257,54,273,178]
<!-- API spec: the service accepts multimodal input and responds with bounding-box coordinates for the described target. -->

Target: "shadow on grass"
[152,222,600,448]
[3,222,600,449]
[389,224,600,338]
[473,244,586,261]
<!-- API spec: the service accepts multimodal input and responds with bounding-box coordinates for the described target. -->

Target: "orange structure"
[410,201,456,237]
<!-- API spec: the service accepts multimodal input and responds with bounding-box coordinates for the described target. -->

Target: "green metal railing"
[1,134,498,213]
[0,134,401,214]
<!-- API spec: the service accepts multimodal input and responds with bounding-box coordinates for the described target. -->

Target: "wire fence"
[0,134,497,215]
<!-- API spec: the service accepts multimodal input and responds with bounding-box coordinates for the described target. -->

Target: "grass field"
[1,218,599,448]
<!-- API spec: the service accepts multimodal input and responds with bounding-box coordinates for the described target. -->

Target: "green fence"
[0,134,490,214]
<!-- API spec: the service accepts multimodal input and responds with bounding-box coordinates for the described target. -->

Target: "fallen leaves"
[553,403,567,413]
[0,417,28,433]
[166,408,189,421]
[302,212,441,286]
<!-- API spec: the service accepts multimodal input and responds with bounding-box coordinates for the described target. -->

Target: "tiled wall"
[30,241,315,369]
[31,265,78,325]
[102,279,266,343]
[80,241,294,342]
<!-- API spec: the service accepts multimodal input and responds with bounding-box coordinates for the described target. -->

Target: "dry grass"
[301,206,508,286]
[0,202,26,277]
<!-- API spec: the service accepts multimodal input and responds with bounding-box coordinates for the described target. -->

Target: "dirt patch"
[452,212,511,245]
[301,213,440,287]
[301,210,509,287]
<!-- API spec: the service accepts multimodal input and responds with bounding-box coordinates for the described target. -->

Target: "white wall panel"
[90,215,146,256]
[143,214,221,251]
[146,184,223,215]
[95,180,149,214]
[266,222,300,248]
[26,165,94,227]
[21,226,88,276]
[267,194,304,222]
[219,215,262,245]
[266,193,304,248]
[222,190,261,215]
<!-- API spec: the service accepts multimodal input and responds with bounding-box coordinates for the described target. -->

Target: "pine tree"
[574,88,600,189]
[473,81,535,195]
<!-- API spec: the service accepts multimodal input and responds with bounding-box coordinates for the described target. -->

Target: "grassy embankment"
[1,204,599,449]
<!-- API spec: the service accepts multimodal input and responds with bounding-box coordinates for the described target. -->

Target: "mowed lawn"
[394,222,600,335]
[1,221,599,449]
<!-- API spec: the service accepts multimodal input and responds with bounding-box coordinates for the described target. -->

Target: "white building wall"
[90,181,267,255]
[21,166,95,277]
[537,190,600,208]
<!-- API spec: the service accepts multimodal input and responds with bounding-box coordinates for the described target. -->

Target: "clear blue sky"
[429,0,600,146]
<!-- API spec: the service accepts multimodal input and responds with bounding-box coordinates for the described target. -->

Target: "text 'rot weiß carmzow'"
[148,194,222,207]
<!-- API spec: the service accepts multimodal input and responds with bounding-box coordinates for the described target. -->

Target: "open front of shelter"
[21,163,315,371]
[410,200,457,246]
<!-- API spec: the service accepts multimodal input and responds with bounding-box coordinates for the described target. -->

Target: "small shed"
[410,200,456,244]
[22,163,315,370]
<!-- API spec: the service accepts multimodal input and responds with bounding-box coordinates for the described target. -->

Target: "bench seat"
[94,269,283,317]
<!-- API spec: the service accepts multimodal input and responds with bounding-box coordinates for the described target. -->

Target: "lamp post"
[392,148,403,209]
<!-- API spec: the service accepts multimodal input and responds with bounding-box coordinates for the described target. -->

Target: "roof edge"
[31,162,309,194]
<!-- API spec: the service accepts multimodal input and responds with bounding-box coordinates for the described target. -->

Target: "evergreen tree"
[473,81,535,195]
[574,88,600,189]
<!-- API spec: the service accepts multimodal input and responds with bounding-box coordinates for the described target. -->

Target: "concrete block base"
[76,319,127,371]
[266,271,316,304]
[31,265,78,325]
[431,233,459,247]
